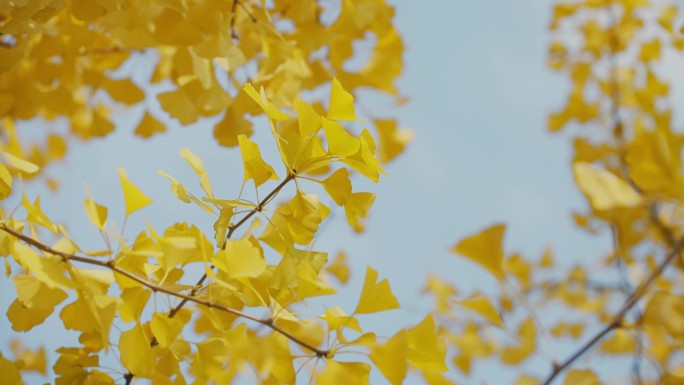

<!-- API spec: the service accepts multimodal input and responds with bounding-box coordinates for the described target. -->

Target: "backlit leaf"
[355,265,399,314]
[327,78,357,121]
[451,224,506,279]
[118,168,153,217]
[573,162,642,211]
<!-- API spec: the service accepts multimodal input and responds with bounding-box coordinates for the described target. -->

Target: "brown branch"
[541,234,684,385]
[229,0,258,40]
[166,174,294,319]
[0,223,328,358]
[230,0,240,39]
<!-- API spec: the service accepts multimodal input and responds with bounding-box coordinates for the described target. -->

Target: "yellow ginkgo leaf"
[451,223,506,279]
[339,332,377,349]
[119,287,151,323]
[150,313,184,349]
[119,324,156,376]
[213,238,266,280]
[563,369,600,385]
[243,83,291,121]
[103,78,145,105]
[157,236,197,270]
[9,276,67,331]
[83,198,108,230]
[322,118,359,157]
[375,119,413,163]
[369,330,408,385]
[0,45,23,72]
[12,344,46,375]
[456,294,503,327]
[320,306,362,333]
[157,89,198,125]
[180,147,213,197]
[295,98,322,135]
[322,168,352,205]
[327,78,357,121]
[516,375,541,385]
[157,171,191,203]
[0,163,12,200]
[13,275,67,310]
[407,314,448,372]
[501,318,536,365]
[238,134,279,187]
[134,112,166,138]
[295,260,336,299]
[601,328,636,354]
[12,242,72,290]
[3,152,39,174]
[325,252,350,284]
[342,132,385,182]
[573,162,642,211]
[7,299,55,332]
[317,360,370,385]
[355,265,399,314]
[344,192,375,232]
[21,194,56,232]
[0,353,20,385]
[118,168,153,217]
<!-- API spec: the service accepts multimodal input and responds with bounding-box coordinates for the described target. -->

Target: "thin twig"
[165,174,294,318]
[541,234,684,384]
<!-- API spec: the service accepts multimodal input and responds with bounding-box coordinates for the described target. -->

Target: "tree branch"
[166,174,295,319]
[0,222,328,358]
[541,234,684,384]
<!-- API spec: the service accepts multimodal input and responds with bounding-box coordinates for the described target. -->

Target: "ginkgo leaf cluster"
[0,79,445,385]
[0,0,411,192]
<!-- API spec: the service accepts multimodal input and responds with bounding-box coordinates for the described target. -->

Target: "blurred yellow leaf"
[456,294,503,327]
[344,192,375,232]
[0,163,12,200]
[573,162,642,211]
[3,152,39,174]
[563,369,599,385]
[451,224,506,279]
[135,112,166,138]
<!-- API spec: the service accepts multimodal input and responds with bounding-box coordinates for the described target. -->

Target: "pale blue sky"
[6,0,683,383]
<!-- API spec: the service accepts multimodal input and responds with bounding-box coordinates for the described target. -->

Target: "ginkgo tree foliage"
[1,0,427,384]
[422,0,684,384]
[1,78,441,385]
[0,0,410,187]
[4,0,684,385]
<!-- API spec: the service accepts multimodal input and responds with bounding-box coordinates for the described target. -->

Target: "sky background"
[3,0,684,383]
